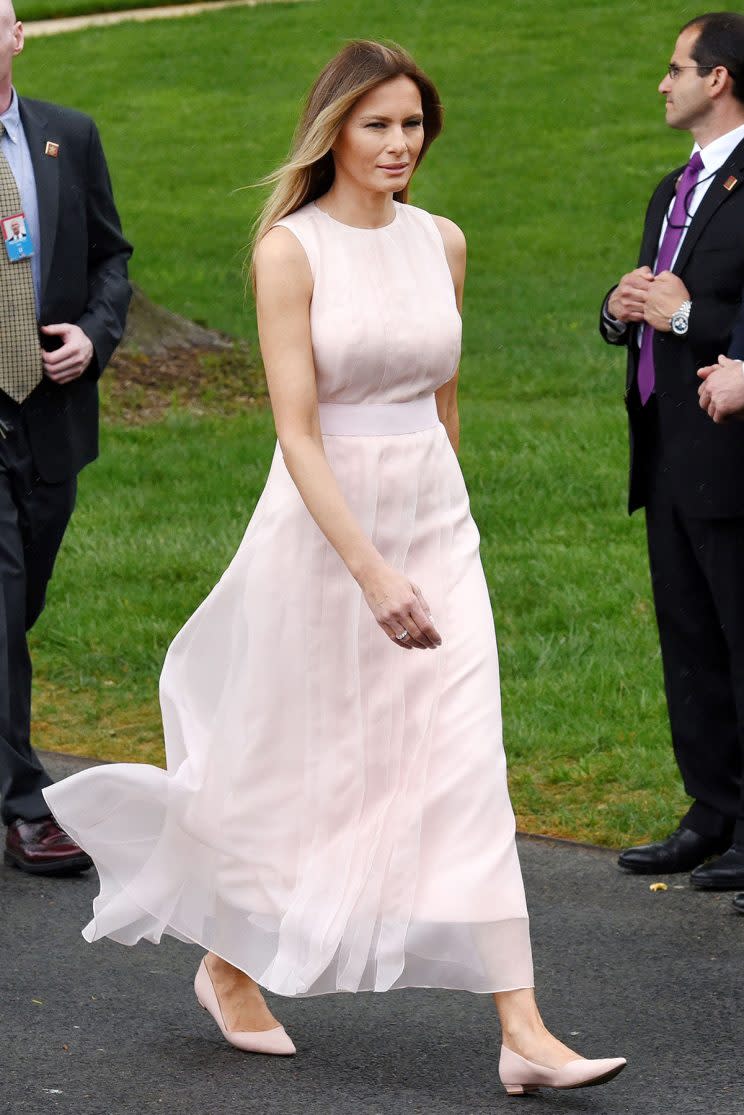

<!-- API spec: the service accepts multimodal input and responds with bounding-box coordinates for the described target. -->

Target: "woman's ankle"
[206,952,240,979]
[501,1020,548,1049]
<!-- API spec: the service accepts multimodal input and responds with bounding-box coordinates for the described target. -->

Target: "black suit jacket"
[600,136,744,517]
[2,96,132,482]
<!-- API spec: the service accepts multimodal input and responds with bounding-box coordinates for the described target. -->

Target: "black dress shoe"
[733,894,744,914]
[617,827,729,875]
[4,817,93,876]
[690,845,744,890]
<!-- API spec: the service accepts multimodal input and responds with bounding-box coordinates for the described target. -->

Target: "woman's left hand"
[361,563,442,650]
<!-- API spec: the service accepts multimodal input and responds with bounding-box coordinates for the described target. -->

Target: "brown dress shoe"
[4,817,93,876]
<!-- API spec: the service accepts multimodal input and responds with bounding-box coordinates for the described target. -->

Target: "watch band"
[670,300,692,336]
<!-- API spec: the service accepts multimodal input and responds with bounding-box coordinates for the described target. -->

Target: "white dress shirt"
[658,121,744,270]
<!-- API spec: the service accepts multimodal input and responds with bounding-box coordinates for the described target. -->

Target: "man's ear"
[12,22,24,59]
[709,64,732,99]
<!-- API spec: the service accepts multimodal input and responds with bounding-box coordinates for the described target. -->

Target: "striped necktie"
[0,120,42,403]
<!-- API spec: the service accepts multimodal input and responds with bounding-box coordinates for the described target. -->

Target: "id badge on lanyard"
[2,211,35,261]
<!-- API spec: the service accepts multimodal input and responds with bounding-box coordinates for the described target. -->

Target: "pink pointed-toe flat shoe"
[194,959,296,1055]
[499,1045,626,1095]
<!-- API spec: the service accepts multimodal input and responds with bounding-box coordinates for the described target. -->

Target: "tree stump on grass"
[120,283,231,356]
[105,285,266,423]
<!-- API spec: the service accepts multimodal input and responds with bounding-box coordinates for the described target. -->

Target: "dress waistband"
[318,396,439,436]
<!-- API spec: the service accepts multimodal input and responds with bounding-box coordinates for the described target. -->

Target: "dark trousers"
[643,407,744,845]
[0,404,76,825]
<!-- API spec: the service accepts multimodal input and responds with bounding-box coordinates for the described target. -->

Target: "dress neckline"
[313,200,399,231]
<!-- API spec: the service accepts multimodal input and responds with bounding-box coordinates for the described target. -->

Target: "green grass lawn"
[17,0,712,845]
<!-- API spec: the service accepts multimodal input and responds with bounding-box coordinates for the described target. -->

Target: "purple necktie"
[637,150,704,405]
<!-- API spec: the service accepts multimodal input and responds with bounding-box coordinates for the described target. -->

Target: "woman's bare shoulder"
[431,214,466,259]
[255,224,309,268]
[254,225,313,294]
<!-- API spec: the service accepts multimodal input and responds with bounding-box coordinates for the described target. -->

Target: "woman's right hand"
[361,564,442,650]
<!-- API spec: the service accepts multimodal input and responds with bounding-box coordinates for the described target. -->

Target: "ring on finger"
[395,629,410,641]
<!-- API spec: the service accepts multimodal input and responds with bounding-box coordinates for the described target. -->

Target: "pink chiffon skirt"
[45,420,534,997]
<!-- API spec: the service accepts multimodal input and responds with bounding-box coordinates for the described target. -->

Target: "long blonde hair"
[249,40,443,289]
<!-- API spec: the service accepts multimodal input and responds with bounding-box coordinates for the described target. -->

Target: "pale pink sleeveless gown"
[45,201,534,997]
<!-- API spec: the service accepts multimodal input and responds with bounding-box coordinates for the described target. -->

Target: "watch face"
[671,313,688,336]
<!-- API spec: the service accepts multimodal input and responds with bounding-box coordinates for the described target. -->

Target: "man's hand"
[40,323,94,385]
[697,354,744,422]
[643,271,690,332]
[607,266,654,322]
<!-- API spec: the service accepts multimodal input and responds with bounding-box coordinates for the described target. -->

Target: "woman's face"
[332,75,425,196]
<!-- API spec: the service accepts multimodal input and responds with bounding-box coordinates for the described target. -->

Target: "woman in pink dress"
[45,40,626,1096]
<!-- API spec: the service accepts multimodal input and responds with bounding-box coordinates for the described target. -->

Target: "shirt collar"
[0,89,21,145]
[693,121,744,174]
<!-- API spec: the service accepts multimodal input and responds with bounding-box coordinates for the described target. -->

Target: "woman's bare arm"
[432,215,466,454]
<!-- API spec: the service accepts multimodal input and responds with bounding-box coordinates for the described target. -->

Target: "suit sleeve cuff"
[602,299,628,339]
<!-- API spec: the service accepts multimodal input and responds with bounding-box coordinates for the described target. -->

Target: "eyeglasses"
[667,62,714,79]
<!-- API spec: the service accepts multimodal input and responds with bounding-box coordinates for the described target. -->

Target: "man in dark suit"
[0,1,131,873]
[600,12,744,908]
[698,291,744,917]
[698,351,744,419]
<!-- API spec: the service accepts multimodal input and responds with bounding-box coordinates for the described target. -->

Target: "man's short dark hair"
[683,12,744,106]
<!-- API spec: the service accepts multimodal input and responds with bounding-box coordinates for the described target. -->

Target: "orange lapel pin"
[723,174,738,191]
[44,141,59,158]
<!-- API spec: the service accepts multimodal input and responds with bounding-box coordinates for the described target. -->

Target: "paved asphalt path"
[24,0,309,40]
[1,752,742,1115]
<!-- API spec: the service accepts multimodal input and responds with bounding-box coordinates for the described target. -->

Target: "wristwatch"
[670,300,692,336]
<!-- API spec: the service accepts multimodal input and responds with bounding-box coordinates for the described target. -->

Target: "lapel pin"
[724,174,738,191]
[44,141,59,158]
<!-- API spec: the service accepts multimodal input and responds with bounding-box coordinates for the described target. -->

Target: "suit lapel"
[673,136,744,275]
[18,97,58,305]
[639,171,678,268]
